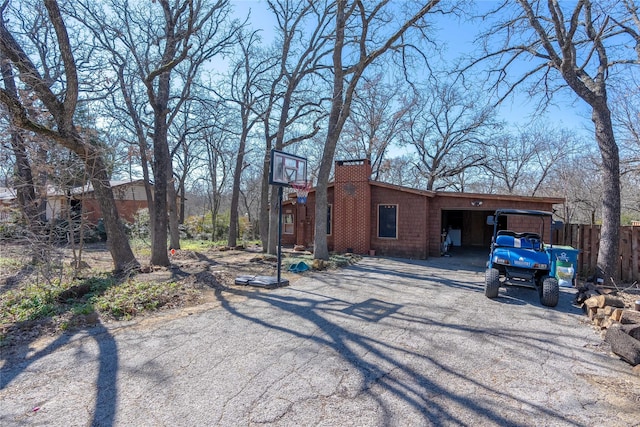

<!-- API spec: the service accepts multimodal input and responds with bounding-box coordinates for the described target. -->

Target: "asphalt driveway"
[1,255,639,426]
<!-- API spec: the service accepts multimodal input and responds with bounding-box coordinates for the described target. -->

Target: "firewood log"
[620,310,640,325]
[585,295,625,309]
[605,325,640,365]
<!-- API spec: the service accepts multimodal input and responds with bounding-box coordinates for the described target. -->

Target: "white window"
[283,213,294,234]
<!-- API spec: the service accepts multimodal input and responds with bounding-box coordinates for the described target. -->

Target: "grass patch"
[0,256,24,270]
[180,239,222,251]
[177,239,261,251]
[130,239,152,257]
[130,238,262,256]
[0,275,113,325]
[92,280,190,320]
[0,273,196,336]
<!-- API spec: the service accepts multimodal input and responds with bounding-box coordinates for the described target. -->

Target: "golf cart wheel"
[540,276,559,307]
[485,268,500,298]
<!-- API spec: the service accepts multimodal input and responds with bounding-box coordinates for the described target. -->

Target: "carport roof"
[435,191,564,204]
[368,183,564,205]
[369,181,436,197]
[283,181,565,205]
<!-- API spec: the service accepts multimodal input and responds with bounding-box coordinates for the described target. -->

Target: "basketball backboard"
[269,149,307,186]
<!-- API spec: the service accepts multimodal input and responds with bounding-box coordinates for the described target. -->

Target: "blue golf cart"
[485,209,578,307]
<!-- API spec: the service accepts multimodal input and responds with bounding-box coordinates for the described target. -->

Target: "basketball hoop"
[290,180,311,204]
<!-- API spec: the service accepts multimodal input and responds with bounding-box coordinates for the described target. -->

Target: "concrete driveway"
[1,255,639,426]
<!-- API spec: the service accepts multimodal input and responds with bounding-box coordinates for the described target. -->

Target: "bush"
[94,219,108,241]
[129,208,150,239]
[183,212,230,241]
[0,222,27,241]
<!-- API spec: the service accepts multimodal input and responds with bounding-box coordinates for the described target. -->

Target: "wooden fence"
[556,224,640,284]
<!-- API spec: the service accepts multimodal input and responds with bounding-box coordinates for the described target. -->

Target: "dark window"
[378,205,397,238]
[327,204,332,235]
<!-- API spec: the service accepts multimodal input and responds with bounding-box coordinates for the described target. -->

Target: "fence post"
[633,225,639,283]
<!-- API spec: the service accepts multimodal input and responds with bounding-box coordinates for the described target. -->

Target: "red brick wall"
[370,187,429,258]
[82,199,148,224]
[282,187,334,251]
[334,160,371,254]
[283,163,561,259]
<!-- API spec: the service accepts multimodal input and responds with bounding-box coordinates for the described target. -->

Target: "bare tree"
[470,0,640,282]
[480,133,530,194]
[338,73,411,179]
[612,77,640,175]
[219,29,269,248]
[377,155,422,187]
[258,0,332,255]
[0,55,41,232]
[400,77,495,191]
[72,0,238,265]
[314,0,442,260]
[611,76,640,221]
[201,104,233,241]
[481,126,578,196]
[0,0,138,272]
[544,148,602,224]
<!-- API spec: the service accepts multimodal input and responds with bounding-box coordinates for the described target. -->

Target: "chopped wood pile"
[574,282,640,369]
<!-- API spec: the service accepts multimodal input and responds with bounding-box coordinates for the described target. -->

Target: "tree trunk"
[178,178,186,224]
[314,0,346,261]
[149,65,171,266]
[0,55,42,254]
[89,162,139,273]
[592,105,620,284]
[267,185,279,255]
[168,178,180,250]
[259,158,270,252]
[151,132,170,265]
[139,146,156,246]
[229,130,248,248]
[620,310,640,325]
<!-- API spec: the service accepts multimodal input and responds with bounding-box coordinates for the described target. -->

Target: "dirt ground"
[0,242,320,346]
[0,242,302,287]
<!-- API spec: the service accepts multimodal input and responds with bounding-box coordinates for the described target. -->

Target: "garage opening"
[441,210,498,249]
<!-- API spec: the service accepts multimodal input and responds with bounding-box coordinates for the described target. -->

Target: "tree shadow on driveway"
[212,262,591,426]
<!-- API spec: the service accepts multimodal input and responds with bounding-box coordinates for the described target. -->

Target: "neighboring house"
[281,159,564,259]
[0,180,150,224]
[72,180,150,224]
[0,187,18,223]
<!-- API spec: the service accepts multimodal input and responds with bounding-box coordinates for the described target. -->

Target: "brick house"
[281,159,564,258]
[3,180,151,224]
[76,180,150,224]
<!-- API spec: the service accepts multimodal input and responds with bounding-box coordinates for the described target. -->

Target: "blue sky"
[230,0,594,140]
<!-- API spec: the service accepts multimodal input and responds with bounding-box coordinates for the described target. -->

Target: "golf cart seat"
[495,234,541,250]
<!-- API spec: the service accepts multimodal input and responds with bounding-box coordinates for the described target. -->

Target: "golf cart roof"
[494,209,554,217]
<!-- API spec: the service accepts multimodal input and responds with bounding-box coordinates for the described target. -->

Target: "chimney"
[333,159,372,254]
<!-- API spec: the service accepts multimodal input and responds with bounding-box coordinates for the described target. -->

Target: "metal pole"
[277,185,283,284]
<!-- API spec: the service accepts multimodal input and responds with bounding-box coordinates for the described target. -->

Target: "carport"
[441,209,498,248]
[434,191,562,258]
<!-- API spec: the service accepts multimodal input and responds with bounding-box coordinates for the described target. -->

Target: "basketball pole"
[277,185,283,284]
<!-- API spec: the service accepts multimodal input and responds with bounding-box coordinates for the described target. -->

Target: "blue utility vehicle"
[485,209,578,307]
